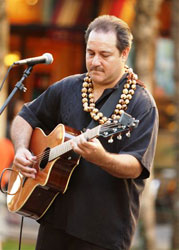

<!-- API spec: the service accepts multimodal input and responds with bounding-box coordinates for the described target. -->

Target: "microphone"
[14,53,53,66]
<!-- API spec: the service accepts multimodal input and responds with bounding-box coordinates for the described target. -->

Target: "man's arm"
[71,135,142,179]
[10,115,37,178]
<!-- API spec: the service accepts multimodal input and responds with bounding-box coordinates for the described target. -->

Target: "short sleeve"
[119,106,159,179]
[18,82,61,132]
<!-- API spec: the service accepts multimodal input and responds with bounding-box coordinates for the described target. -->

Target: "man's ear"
[121,47,130,62]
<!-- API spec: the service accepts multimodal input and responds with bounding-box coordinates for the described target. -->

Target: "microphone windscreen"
[43,53,54,64]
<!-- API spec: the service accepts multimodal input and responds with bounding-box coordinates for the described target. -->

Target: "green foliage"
[3,239,34,250]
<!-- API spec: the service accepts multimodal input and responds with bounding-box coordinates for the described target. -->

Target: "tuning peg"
[113,119,118,124]
[126,131,131,137]
[108,136,114,143]
[106,120,112,125]
[117,134,122,140]
[103,132,109,136]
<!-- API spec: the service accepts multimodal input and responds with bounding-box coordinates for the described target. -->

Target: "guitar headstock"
[99,112,139,143]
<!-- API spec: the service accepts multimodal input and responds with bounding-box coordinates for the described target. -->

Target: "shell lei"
[81,65,138,125]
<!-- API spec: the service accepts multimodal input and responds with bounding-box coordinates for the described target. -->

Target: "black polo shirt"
[19,73,158,250]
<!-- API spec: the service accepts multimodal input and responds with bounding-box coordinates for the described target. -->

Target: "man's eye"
[102,54,110,58]
[88,52,95,56]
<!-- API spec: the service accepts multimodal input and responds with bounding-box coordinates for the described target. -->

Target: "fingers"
[71,134,88,151]
[70,134,99,156]
[15,162,36,179]
[14,148,37,179]
[70,134,107,166]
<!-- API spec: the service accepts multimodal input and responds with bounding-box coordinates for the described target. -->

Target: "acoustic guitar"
[7,112,139,220]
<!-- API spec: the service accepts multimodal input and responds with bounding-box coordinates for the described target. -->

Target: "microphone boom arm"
[0,66,33,115]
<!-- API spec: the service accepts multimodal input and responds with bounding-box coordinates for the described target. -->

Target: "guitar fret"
[85,126,100,140]
[49,140,72,161]
[49,125,101,161]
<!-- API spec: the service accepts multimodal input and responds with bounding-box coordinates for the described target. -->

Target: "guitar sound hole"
[39,147,50,170]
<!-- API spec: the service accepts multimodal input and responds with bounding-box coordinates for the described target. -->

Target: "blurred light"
[168,121,177,132]
[4,53,20,66]
[166,104,176,116]
[26,0,38,6]
[162,168,176,179]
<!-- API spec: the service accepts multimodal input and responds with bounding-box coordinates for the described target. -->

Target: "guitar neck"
[49,125,101,161]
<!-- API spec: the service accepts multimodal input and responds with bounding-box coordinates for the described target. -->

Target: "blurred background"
[0,0,178,250]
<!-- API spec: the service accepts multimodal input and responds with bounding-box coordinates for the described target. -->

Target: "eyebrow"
[86,48,112,54]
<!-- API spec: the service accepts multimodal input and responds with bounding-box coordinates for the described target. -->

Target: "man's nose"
[91,55,101,66]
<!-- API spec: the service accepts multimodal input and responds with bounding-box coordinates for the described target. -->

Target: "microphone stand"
[0,65,33,250]
[0,66,33,115]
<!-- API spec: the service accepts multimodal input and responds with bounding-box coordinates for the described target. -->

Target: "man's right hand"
[13,148,37,179]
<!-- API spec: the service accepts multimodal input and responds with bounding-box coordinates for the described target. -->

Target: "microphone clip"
[0,65,33,115]
[16,65,33,92]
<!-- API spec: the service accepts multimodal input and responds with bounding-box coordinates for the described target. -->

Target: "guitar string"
[33,123,128,165]
[31,123,127,166]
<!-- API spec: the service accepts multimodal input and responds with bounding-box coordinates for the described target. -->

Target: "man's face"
[86,30,128,87]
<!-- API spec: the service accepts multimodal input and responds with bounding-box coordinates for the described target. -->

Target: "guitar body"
[7,112,139,220]
[7,124,81,220]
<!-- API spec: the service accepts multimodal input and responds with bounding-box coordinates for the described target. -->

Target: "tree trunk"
[132,0,163,92]
[171,0,179,249]
[132,0,163,249]
[0,0,9,138]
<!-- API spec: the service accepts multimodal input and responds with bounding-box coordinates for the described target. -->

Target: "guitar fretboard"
[49,125,101,161]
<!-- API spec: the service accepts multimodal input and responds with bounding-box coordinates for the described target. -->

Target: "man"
[10,15,158,250]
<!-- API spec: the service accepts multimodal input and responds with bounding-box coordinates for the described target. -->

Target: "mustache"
[90,66,104,72]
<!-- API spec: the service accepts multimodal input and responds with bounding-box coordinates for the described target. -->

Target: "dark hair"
[85,15,133,53]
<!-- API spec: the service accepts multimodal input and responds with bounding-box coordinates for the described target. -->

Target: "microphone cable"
[18,216,24,250]
[0,63,15,92]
